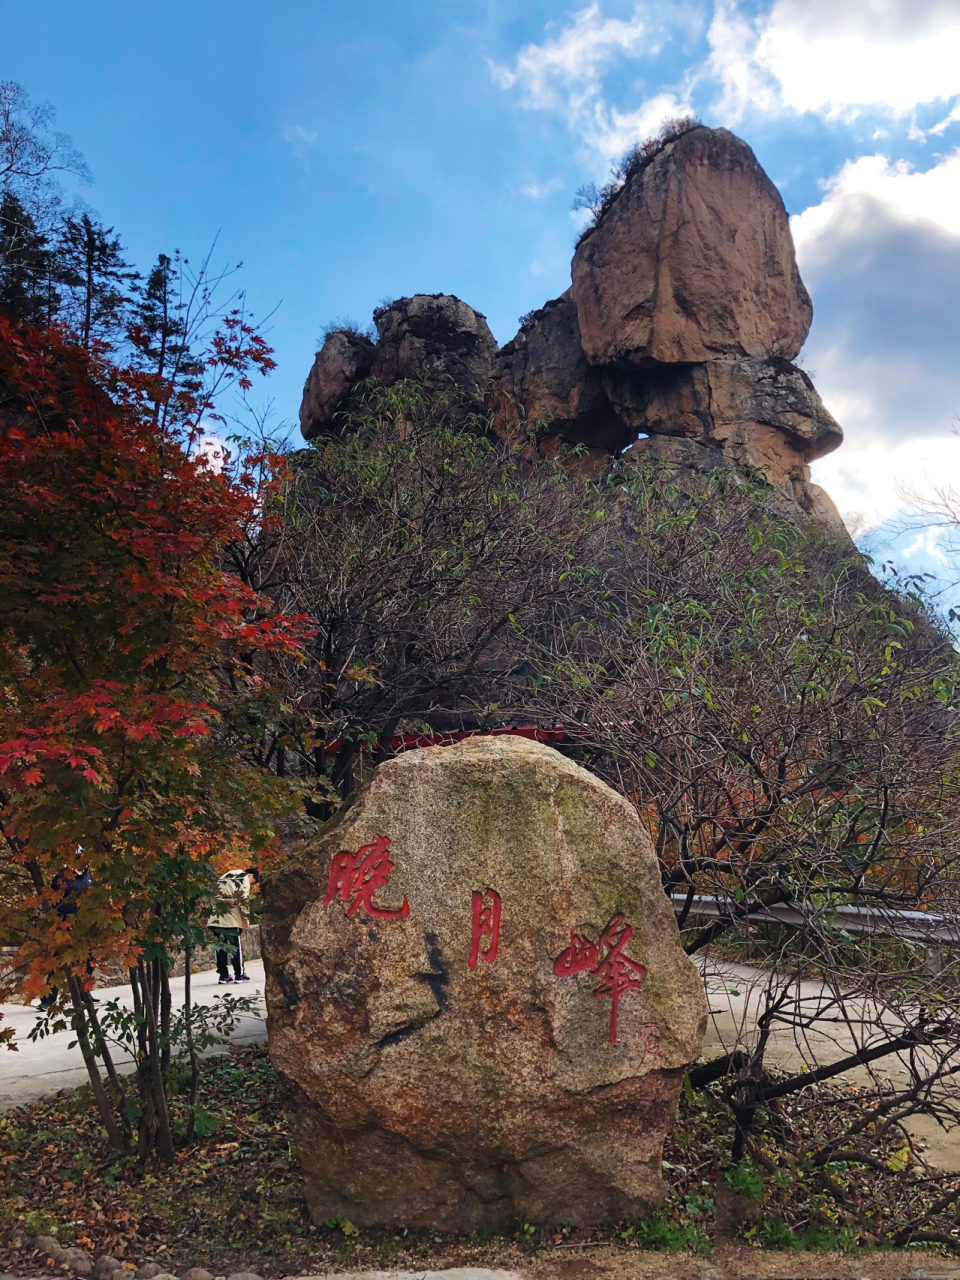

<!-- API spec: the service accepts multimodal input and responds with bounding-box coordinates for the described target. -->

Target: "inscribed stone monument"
[263,735,706,1230]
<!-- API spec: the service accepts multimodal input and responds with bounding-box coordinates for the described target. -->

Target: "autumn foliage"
[0,314,308,1012]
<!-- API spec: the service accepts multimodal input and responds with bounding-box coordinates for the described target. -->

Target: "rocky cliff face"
[300,125,845,538]
[570,127,812,367]
[300,294,497,439]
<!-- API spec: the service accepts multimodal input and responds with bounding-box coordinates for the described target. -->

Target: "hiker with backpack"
[207,867,259,984]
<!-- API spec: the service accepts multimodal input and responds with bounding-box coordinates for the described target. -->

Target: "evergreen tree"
[128,252,202,427]
[55,213,137,348]
[0,191,57,326]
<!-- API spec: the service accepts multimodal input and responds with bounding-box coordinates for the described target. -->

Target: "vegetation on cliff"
[4,75,960,1256]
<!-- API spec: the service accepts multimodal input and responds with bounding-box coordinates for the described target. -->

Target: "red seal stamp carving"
[636,1022,664,1068]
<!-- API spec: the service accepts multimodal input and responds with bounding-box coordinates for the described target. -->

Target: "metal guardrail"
[670,894,959,974]
[670,894,960,942]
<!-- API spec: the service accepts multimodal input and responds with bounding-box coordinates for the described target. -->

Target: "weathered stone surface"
[299,297,498,442]
[300,330,376,441]
[264,735,706,1231]
[92,1256,123,1280]
[492,291,629,454]
[62,1247,93,1276]
[571,127,812,367]
[371,294,498,401]
[134,1265,165,1280]
[604,357,842,487]
[723,358,842,463]
[792,476,848,542]
[180,1269,213,1280]
[34,1236,64,1261]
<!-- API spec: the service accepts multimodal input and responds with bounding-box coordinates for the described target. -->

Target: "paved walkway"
[700,956,960,1169]
[0,960,266,1109]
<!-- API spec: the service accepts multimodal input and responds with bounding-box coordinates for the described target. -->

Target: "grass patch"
[622,1213,712,1255]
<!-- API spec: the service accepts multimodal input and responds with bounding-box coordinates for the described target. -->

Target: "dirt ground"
[7,1239,960,1280]
[3,1041,960,1280]
[525,1243,960,1279]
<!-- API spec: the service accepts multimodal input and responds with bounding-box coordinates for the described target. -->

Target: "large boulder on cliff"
[263,734,706,1231]
[571,127,813,367]
[299,329,375,441]
[299,295,498,440]
[492,290,630,454]
[371,294,498,401]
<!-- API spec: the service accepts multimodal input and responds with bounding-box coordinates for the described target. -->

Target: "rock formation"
[602,356,842,484]
[491,289,633,468]
[299,329,374,440]
[300,125,847,538]
[570,127,812,367]
[369,293,498,390]
[263,735,706,1231]
[300,294,497,440]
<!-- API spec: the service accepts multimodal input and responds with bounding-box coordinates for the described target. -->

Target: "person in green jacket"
[207,867,258,984]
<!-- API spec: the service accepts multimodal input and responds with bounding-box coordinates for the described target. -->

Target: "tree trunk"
[66,974,125,1153]
[184,943,200,1142]
[137,960,176,1163]
[129,966,155,1160]
[159,959,172,1077]
[80,987,132,1148]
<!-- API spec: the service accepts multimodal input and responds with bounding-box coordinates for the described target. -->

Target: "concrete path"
[0,960,266,1109]
[700,956,960,1169]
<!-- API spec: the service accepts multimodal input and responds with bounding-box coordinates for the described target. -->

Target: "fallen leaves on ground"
[0,1046,955,1276]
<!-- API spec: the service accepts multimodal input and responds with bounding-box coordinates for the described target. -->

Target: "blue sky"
[3,0,960,575]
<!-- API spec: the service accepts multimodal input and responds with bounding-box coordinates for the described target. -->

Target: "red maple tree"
[0,311,310,1154]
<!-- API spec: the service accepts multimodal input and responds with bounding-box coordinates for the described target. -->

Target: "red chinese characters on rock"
[469,889,501,968]
[553,913,648,1045]
[636,1022,664,1069]
[322,835,410,920]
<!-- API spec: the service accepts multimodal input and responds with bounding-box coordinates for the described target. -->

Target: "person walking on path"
[207,867,258,984]
[38,864,96,1011]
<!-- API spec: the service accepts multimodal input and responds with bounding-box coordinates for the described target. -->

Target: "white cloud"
[931,104,960,136]
[489,3,647,108]
[900,527,949,566]
[591,92,693,161]
[519,176,566,200]
[710,0,960,121]
[812,436,960,535]
[497,1,960,154]
[490,4,692,162]
[706,1,778,119]
[283,124,319,164]
[797,148,960,527]
[792,149,960,251]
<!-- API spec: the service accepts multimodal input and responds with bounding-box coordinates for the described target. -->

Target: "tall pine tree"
[127,252,203,427]
[56,213,137,348]
[0,192,58,326]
